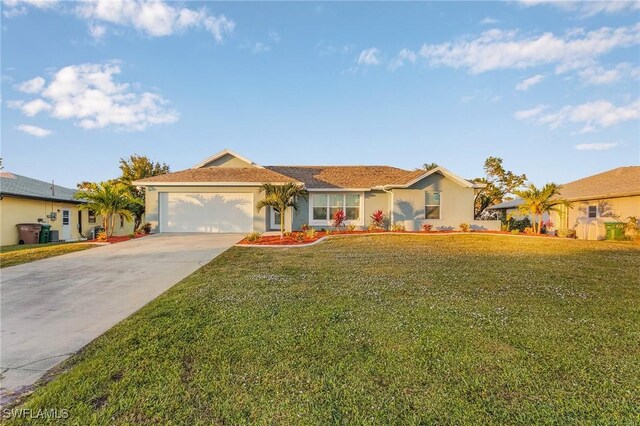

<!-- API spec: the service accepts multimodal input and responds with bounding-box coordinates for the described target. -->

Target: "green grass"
[0,243,95,268]
[7,235,640,424]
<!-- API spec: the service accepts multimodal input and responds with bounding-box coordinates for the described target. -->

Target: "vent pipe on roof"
[51,180,55,196]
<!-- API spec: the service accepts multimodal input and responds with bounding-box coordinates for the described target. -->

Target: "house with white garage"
[133,149,499,233]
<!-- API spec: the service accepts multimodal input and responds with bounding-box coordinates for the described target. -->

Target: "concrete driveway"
[1,233,241,402]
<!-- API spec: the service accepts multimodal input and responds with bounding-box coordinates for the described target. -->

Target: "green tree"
[118,154,170,230]
[256,183,308,238]
[513,183,571,234]
[474,157,527,218]
[423,162,439,171]
[75,181,142,237]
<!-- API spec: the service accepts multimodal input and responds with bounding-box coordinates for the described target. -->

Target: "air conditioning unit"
[49,230,60,243]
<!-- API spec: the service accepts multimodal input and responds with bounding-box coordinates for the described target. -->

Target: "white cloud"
[419,24,640,74]
[357,48,381,66]
[15,76,46,93]
[4,0,235,42]
[515,74,545,91]
[252,42,270,53]
[514,104,548,120]
[578,63,640,85]
[17,124,52,137]
[517,0,640,18]
[10,62,178,131]
[389,48,417,71]
[89,23,107,40]
[574,142,618,151]
[317,41,355,57]
[530,99,639,132]
[480,17,499,25]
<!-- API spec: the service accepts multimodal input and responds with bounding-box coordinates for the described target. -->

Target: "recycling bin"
[16,223,42,245]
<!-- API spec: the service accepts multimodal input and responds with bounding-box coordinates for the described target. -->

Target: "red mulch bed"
[238,230,557,246]
[87,234,150,244]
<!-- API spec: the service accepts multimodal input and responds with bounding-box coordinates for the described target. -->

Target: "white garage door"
[159,192,253,233]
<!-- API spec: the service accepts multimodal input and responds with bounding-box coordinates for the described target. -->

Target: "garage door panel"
[159,192,253,233]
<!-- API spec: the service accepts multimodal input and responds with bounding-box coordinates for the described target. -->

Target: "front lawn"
[0,243,95,268]
[8,235,640,424]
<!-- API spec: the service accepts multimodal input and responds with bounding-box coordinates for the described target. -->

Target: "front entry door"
[61,209,71,241]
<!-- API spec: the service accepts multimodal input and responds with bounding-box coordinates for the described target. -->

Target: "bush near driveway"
[7,235,640,424]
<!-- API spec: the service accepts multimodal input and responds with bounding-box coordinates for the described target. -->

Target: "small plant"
[511,229,521,234]
[296,232,305,242]
[128,233,136,239]
[346,223,357,232]
[422,223,433,232]
[139,222,152,234]
[331,209,346,230]
[325,229,332,235]
[245,232,262,243]
[523,227,535,234]
[459,223,470,232]
[542,219,554,234]
[96,231,108,242]
[306,227,317,239]
[301,224,310,232]
[391,222,405,232]
[556,228,577,238]
[367,223,380,232]
[624,216,639,240]
[283,231,293,238]
[370,210,386,230]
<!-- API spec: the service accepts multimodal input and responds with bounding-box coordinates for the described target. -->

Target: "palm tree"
[75,181,142,237]
[256,183,308,238]
[513,182,571,234]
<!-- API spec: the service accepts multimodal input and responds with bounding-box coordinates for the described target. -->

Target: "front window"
[311,193,361,223]
[425,191,441,219]
[88,210,96,223]
[588,205,597,218]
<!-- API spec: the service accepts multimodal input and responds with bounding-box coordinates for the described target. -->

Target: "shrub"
[306,228,317,239]
[459,223,470,232]
[370,210,386,230]
[245,232,262,243]
[542,219,554,234]
[391,222,405,232]
[296,232,305,242]
[96,231,108,242]
[556,228,577,239]
[326,229,332,235]
[523,227,535,234]
[283,231,293,238]
[624,216,639,240]
[368,223,380,232]
[128,233,136,239]
[501,216,532,233]
[510,229,520,234]
[331,209,346,229]
[139,222,152,234]
[346,223,357,232]
[422,223,433,232]
[301,224,310,232]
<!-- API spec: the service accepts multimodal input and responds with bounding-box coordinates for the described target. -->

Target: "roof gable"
[384,167,483,189]
[192,149,263,169]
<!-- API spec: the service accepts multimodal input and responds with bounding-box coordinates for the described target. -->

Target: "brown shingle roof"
[558,166,640,200]
[133,167,298,184]
[266,166,412,189]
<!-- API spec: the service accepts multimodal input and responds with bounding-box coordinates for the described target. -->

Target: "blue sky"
[2,0,639,188]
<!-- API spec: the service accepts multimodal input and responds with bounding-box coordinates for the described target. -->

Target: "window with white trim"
[425,191,441,219]
[311,193,361,223]
[588,205,597,218]
[88,210,96,223]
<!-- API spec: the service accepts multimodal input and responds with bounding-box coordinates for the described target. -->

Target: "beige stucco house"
[134,149,500,233]
[550,166,640,240]
[0,172,135,246]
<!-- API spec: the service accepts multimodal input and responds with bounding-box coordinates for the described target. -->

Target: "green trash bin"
[604,222,625,241]
[39,224,52,243]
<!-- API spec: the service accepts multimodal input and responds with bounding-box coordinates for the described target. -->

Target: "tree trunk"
[134,214,142,232]
[280,206,285,239]
[538,214,543,235]
[104,214,110,237]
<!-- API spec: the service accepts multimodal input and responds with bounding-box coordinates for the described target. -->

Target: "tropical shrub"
[128,233,136,239]
[139,222,152,234]
[624,216,639,240]
[346,223,357,232]
[245,232,262,243]
[306,228,317,239]
[370,210,386,230]
[75,181,142,237]
[96,231,108,242]
[391,222,405,232]
[296,233,305,242]
[459,223,470,232]
[422,223,433,232]
[510,229,520,234]
[256,183,309,239]
[502,216,531,232]
[301,224,310,232]
[331,209,346,229]
[542,219,554,234]
[523,227,535,234]
[513,182,571,234]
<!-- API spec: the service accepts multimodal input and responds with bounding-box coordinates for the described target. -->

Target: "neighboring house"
[0,172,135,245]
[133,149,500,233]
[550,166,640,240]
[485,198,549,223]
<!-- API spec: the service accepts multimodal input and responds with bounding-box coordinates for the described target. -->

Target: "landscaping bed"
[86,234,149,244]
[238,229,559,245]
[9,235,639,424]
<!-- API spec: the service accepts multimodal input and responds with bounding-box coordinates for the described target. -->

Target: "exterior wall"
[200,154,254,168]
[144,185,267,233]
[391,173,499,231]
[550,195,640,240]
[0,196,134,245]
